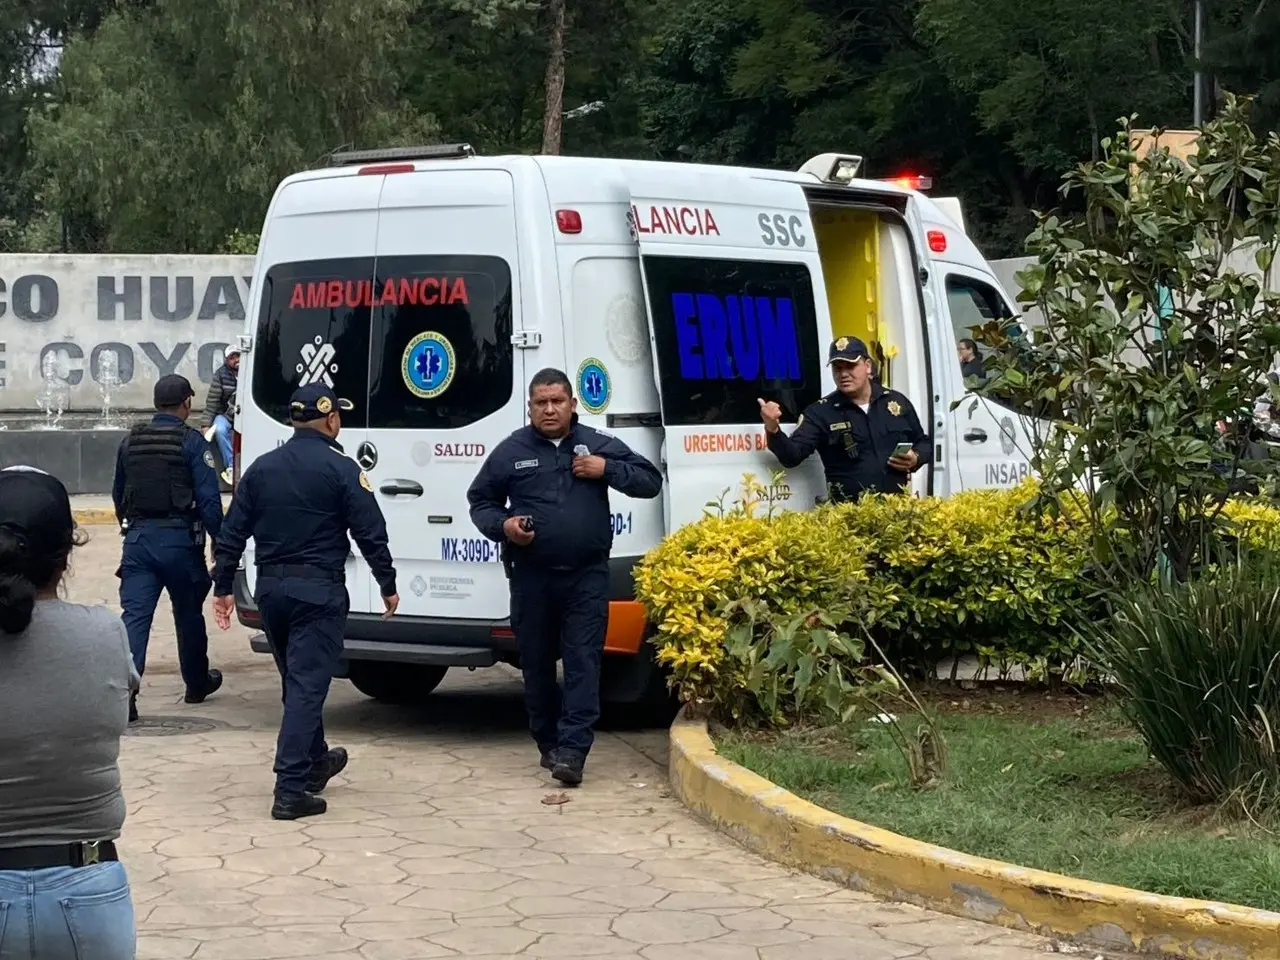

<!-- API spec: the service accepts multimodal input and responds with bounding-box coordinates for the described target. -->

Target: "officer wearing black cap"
[211,382,398,821]
[112,373,224,722]
[759,336,931,502]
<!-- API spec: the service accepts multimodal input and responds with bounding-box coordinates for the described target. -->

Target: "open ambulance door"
[625,172,832,531]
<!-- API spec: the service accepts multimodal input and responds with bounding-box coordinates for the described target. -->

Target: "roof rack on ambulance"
[330,144,476,166]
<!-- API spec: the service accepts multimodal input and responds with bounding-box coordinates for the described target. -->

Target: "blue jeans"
[0,861,135,959]
[212,415,233,471]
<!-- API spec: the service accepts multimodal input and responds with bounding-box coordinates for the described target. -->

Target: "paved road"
[67,524,1059,959]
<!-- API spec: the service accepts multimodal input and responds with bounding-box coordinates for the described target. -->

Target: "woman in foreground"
[0,466,138,959]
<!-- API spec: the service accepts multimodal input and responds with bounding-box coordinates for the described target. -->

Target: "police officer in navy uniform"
[759,336,931,502]
[468,367,663,787]
[113,373,224,723]
[211,383,399,821]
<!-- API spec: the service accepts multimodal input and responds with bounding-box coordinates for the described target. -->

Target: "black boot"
[551,751,585,786]
[128,694,138,724]
[184,669,223,704]
[271,792,326,820]
[306,748,349,794]
[540,749,558,770]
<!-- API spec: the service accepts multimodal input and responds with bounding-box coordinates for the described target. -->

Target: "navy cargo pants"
[509,562,609,758]
[256,574,347,796]
[119,522,212,692]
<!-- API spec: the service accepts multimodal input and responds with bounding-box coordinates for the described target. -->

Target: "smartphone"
[891,442,913,458]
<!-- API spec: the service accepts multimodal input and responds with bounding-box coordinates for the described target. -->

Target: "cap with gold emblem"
[289,382,354,422]
[828,336,870,366]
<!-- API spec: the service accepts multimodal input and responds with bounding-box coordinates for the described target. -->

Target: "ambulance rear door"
[626,172,831,529]
[362,167,527,620]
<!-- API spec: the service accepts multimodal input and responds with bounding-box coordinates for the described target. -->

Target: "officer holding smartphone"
[468,368,663,787]
[759,336,931,502]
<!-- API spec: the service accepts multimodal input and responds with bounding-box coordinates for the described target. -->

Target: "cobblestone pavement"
[67,521,1062,960]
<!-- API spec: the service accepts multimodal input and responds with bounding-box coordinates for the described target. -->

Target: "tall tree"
[27,0,437,252]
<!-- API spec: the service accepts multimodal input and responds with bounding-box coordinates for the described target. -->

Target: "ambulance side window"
[946,274,1034,412]
[366,255,514,429]
[641,256,823,426]
[250,258,374,428]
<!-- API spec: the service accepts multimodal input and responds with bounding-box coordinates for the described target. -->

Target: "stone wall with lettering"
[0,254,255,411]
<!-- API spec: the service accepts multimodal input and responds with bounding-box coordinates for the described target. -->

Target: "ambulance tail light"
[927,230,948,253]
[555,209,583,234]
[357,163,415,176]
[491,625,516,641]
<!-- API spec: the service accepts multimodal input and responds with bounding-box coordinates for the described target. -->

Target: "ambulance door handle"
[379,480,424,498]
[963,429,988,443]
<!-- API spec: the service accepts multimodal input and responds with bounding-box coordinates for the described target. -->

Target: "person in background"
[212,383,399,821]
[203,344,240,484]
[467,368,664,787]
[759,336,931,502]
[0,468,138,960]
[113,373,224,723]
[958,338,986,385]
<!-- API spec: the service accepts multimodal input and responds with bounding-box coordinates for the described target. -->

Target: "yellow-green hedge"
[634,479,1280,719]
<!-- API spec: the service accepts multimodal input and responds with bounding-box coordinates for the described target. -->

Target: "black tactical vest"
[123,423,194,521]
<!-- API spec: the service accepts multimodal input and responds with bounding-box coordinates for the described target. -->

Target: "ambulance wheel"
[347,662,448,704]
[600,641,680,729]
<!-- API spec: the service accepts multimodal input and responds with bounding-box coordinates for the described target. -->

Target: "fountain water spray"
[34,351,69,429]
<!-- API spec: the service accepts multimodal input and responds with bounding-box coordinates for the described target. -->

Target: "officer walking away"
[202,344,240,484]
[113,373,224,723]
[759,336,931,502]
[210,383,399,821]
[467,368,663,787]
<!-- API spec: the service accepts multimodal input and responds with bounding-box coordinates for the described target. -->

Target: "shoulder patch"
[886,399,903,417]
[359,471,373,492]
[202,449,215,469]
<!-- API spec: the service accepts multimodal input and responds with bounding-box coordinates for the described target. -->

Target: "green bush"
[635,477,1280,725]
[1081,559,1280,813]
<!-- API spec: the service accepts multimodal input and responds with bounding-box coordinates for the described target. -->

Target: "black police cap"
[828,336,870,365]
[154,374,195,408]
[289,382,354,422]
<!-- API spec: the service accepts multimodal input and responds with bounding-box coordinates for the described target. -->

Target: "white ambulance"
[229,144,1032,718]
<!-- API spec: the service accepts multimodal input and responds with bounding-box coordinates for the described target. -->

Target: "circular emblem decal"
[356,442,378,471]
[202,450,215,469]
[316,395,332,415]
[999,415,1017,456]
[576,358,611,415]
[402,331,456,399]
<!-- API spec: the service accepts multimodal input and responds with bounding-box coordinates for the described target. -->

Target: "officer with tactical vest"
[112,374,225,722]
[759,336,931,502]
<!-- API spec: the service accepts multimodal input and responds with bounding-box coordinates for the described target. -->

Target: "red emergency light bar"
[881,174,934,192]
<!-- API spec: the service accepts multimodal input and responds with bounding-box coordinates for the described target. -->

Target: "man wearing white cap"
[202,345,240,484]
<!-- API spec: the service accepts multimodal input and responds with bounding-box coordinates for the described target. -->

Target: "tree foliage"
[1,0,1275,255]
[974,96,1280,583]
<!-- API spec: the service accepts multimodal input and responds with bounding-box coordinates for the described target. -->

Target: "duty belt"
[0,841,118,870]
[257,564,344,582]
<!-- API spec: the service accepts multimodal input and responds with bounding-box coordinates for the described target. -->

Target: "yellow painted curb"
[73,508,118,526]
[668,709,1280,960]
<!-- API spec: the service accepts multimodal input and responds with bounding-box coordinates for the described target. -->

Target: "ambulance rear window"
[366,254,513,430]
[251,255,514,431]
[251,258,374,428]
[641,256,823,426]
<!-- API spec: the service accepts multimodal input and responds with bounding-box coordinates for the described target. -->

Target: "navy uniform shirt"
[212,430,396,597]
[111,413,224,537]
[766,386,932,502]
[468,418,663,570]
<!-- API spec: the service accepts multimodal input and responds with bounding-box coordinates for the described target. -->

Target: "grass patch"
[715,688,1280,910]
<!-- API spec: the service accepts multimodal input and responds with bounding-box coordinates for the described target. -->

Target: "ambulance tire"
[600,639,680,729]
[347,662,448,705]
